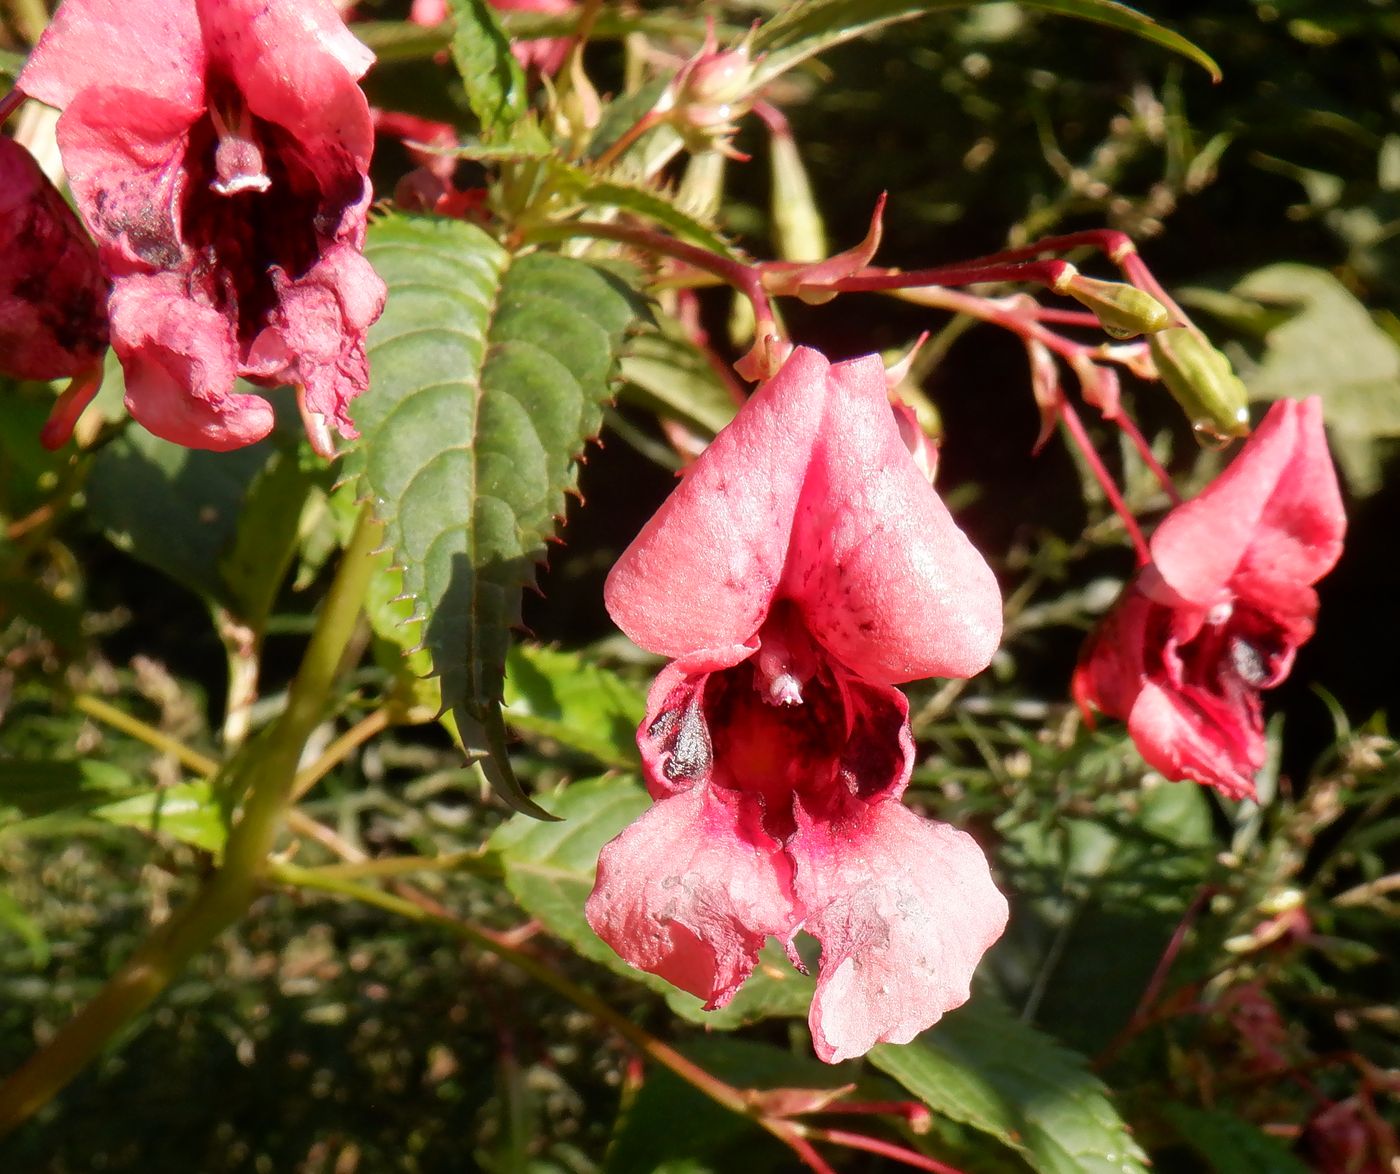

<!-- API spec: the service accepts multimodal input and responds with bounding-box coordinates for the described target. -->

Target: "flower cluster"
[587,347,1009,1062]
[5,0,385,454]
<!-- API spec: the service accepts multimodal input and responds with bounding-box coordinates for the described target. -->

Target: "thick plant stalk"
[0,507,384,1136]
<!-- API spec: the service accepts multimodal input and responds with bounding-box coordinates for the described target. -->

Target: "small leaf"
[871,991,1150,1174]
[92,779,227,855]
[448,0,528,137]
[503,644,646,769]
[348,215,644,817]
[489,776,813,1027]
[751,0,1219,89]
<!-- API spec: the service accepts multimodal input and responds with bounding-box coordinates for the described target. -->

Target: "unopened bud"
[1148,325,1251,441]
[1059,272,1171,339]
[661,24,758,155]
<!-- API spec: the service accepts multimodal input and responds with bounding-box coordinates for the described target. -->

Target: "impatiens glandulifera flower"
[586,346,1008,1064]
[0,135,109,381]
[16,0,386,453]
[1074,397,1346,800]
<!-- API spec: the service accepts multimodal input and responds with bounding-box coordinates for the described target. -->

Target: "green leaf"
[502,644,646,769]
[92,779,227,855]
[347,215,643,817]
[447,0,528,137]
[489,776,814,1028]
[870,991,1150,1174]
[1162,1104,1313,1174]
[618,330,740,439]
[751,0,1220,89]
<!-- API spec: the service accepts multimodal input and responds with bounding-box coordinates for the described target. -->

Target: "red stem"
[1114,409,1184,504]
[833,258,1075,293]
[0,87,25,126]
[809,1126,967,1174]
[1057,397,1151,565]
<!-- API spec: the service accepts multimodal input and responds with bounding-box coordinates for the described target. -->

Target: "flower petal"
[1128,678,1263,800]
[790,797,1008,1064]
[18,0,204,112]
[1150,398,1343,611]
[606,346,1002,682]
[785,354,1002,683]
[111,275,275,451]
[197,0,375,169]
[56,87,197,274]
[586,785,795,1009]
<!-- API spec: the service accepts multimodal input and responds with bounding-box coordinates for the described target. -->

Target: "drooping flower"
[1074,397,1346,799]
[16,0,386,453]
[586,346,1008,1064]
[0,135,109,381]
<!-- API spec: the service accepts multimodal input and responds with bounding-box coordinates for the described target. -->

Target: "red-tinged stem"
[779,1129,841,1174]
[1115,409,1184,504]
[808,1126,967,1174]
[832,257,1075,294]
[0,87,24,126]
[972,228,1138,268]
[1057,397,1151,565]
[39,362,105,450]
[1034,307,1103,328]
[593,109,666,172]
[1094,884,1218,1069]
[816,1099,932,1129]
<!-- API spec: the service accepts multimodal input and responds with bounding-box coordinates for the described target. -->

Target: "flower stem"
[0,506,384,1136]
[1056,397,1151,565]
[73,694,219,777]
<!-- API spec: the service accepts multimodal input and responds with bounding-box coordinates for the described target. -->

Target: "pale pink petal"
[605,346,829,657]
[1128,679,1262,800]
[1150,399,1305,608]
[197,0,375,168]
[491,0,577,75]
[586,786,795,1009]
[55,87,197,274]
[790,798,1008,1063]
[17,0,204,111]
[0,137,109,380]
[409,0,449,25]
[111,275,275,451]
[784,353,1003,683]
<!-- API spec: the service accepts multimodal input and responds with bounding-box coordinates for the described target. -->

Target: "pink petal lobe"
[605,347,829,657]
[790,798,1008,1063]
[111,276,274,451]
[586,786,795,1009]
[197,0,375,168]
[784,354,1003,683]
[17,0,204,112]
[56,87,197,274]
[1128,680,1262,801]
[1150,399,1305,608]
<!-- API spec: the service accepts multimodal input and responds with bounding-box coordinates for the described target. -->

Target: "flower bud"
[1059,272,1171,339]
[0,136,109,381]
[1148,325,1251,440]
[660,25,758,156]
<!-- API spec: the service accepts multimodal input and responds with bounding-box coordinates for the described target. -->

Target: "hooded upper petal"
[0,136,109,381]
[1150,398,1345,613]
[17,0,204,111]
[789,797,1008,1064]
[586,784,796,1009]
[605,346,1002,682]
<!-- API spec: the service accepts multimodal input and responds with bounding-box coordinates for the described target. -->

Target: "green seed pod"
[1063,273,1172,339]
[1149,325,1252,441]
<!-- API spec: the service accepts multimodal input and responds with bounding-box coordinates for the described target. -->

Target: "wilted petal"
[586,785,795,1009]
[790,798,1008,1064]
[17,0,204,111]
[111,275,274,450]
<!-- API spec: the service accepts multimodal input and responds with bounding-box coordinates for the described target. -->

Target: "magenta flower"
[586,347,1009,1063]
[0,136,108,382]
[16,0,386,453]
[1074,397,1346,799]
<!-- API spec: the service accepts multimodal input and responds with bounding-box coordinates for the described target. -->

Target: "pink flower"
[0,135,109,381]
[17,0,386,453]
[585,347,1008,1063]
[1074,397,1346,799]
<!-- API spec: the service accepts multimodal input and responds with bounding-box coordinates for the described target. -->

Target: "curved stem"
[73,694,220,778]
[1057,398,1151,565]
[0,507,384,1136]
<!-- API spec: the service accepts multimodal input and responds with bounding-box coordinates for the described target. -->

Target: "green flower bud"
[1061,273,1171,339]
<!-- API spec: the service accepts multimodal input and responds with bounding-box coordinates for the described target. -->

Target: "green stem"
[0,507,385,1137]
